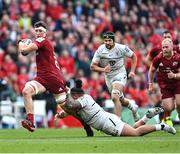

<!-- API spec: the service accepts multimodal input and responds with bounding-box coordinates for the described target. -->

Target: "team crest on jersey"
[109,60,116,66]
[159,62,163,66]
[115,51,119,56]
[36,37,45,43]
[59,87,63,91]
[172,62,178,66]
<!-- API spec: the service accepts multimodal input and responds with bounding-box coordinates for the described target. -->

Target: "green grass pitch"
[0,127,180,153]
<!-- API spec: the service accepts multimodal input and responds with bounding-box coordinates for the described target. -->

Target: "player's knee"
[133,121,144,129]
[163,106,173,112]
[134,130,141,136]
[23,81,39,96]
[22,85,34,96]
[112,89,120,97]
[176,105,180,110]
[133,123,138,128]
[111,90,124,101]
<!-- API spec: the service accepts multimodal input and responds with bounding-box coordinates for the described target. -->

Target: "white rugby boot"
[161,123,176,135]
[146,107,164,119]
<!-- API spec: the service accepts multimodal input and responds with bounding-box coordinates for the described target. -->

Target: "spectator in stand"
[126,74,149,107]
[58,50,76,80]
[46,0,64,21]
[2,54,17,78]
[17,65,29,94]
[77,50,91,78]
[19,0,31,14]
[18,12,32,32]
[88,72,108,104]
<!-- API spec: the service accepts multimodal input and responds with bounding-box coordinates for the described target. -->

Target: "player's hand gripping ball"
[19,39,32,56]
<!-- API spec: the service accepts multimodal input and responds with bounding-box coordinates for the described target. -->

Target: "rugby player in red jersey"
[148,38,180,125]
[145,30,180,125]
[145,30,180,67]
[18,21,93,136]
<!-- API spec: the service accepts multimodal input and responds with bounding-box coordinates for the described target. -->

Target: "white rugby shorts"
[105,72,127,92]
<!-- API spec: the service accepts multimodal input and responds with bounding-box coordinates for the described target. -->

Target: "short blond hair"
[162,38,173,46]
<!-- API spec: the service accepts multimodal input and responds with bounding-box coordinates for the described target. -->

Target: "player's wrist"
[174,74,177,79]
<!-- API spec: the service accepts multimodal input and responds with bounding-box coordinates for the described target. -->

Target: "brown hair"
[34,21,47,29]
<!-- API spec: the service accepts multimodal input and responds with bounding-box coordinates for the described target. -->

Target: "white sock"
[128,103,132,109]
[141,115,149,123]
[128,100,138,112]
[155,124,161,131]
[128,101,134,111]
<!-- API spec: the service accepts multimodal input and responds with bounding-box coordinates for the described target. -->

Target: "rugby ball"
[21,39,32,45]
[19,39,32,56]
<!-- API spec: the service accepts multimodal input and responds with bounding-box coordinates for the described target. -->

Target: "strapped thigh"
[25,80,46,94]
[111,89,123,97]
[25,81,39,94]
[111,89,124,101]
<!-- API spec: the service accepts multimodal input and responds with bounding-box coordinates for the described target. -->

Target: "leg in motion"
[161,98,175,126]
[121,121,176,136]
[21,81,46,132]
[134,107,164,128]
[175,94,180,119]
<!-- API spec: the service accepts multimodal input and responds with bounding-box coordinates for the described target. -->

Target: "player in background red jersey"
[145,30,180,125]
[148,38,180,126]
[145,30,179,67]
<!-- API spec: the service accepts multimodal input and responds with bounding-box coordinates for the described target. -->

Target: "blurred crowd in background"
[0,0,179,114]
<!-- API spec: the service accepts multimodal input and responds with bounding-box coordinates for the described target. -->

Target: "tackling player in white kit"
[55,80,176,136]
[90,31,139,121]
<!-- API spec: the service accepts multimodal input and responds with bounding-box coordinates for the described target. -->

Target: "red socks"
[27,113,34,124]
[163,111,170,119]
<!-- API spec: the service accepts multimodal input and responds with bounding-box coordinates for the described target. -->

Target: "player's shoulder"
[115,43,126,49]
[35,37,46,43]
[150,45,161,53]
[98,44,105,50]
[80,94,92,101]
[77,94,92,104]
[83,94,95,105]
[157,51,163,57]
[174,52,180,59]
[84,94,93,99]
[96,44,106,53]
[154,52,162,61]
[173,45,180,53]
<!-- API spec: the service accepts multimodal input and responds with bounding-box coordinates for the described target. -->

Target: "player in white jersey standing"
[90,31,139,121]
[55,80,176,136]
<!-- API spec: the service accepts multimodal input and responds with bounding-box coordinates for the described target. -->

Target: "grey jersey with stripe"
[76,94,125,135]
[77,94,108,130]
[92,43,134,77]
